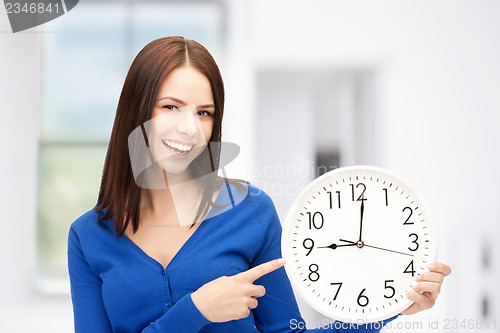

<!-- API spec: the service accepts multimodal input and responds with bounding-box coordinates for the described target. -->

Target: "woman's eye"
[197,110,212,117]
[162,105,179,111]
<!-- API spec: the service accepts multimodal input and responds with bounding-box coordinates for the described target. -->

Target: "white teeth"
[162,139,193,153]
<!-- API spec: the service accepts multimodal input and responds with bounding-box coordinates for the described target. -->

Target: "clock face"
[281,166,438,323]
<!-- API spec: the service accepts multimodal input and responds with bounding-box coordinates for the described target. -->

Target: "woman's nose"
[176,105,199,136]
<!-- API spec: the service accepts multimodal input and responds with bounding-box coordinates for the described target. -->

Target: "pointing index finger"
[240,258,286,282]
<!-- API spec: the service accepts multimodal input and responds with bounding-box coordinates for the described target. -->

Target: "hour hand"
[318,242,357,250]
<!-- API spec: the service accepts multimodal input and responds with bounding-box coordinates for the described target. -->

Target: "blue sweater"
[68,182,398,332]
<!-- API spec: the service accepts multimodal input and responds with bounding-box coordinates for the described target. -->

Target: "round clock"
[281,165,439,324]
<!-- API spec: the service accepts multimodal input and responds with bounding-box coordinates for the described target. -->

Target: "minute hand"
[339,239,414,257]
[358,199,365,242]
[363,244,414,257]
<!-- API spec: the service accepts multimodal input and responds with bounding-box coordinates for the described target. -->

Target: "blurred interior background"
[1,0,499,332]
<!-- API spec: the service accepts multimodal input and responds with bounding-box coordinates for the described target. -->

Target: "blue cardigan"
[67,182,398,332]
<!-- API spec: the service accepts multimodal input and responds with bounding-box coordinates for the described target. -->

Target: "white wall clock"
[281,166,439,323]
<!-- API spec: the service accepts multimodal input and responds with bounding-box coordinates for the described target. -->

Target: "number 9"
[303,238,314,256]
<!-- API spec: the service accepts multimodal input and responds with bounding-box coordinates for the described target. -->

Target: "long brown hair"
[95,36,225,236]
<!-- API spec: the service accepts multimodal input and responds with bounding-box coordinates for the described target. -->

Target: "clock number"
[384,280,395,298]
[350,183,367,201]
[383,188,388,206]
[403,207,414,225]
[330,282,342,300]
[303,238,314,256]
[307,212,324,229]
[327,191,341,209]
[357,288,369,307]
[308,264,320,282]
[408,233,419,251]
[404,260,416,276]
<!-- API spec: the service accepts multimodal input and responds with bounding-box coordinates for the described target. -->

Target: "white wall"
[0,10,73,333]
[246,0,500,331]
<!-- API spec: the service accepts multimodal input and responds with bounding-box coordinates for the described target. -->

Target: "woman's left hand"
[400,262,451,315]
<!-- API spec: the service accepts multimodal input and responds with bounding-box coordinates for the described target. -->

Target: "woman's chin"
[159,159,192,179]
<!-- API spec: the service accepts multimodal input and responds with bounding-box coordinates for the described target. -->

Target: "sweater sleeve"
[249,191,399,333]
[67,226,211,333]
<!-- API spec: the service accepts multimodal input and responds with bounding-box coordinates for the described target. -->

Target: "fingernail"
[414,275,422,282]
[413,284,419,291]
[427,264,435,271]
[276,258,286,265]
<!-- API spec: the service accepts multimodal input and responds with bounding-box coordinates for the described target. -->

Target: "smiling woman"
[67,36,450,333]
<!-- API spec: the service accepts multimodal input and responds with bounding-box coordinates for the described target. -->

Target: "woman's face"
[148,65,215,176]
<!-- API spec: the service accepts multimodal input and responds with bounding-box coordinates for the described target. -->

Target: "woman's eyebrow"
[198,103,215,109]
[157,96,185,104]
[157,96,215,109]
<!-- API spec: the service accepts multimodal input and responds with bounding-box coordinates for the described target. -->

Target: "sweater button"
[161,271,165,276]
[166,302,170,307]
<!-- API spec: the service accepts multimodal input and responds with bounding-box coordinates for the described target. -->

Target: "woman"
[67,36,451,332]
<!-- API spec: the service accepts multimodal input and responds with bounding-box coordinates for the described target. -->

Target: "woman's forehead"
[157,66,214,105]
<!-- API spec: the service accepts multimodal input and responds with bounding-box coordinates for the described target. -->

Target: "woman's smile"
[161,139,195,158]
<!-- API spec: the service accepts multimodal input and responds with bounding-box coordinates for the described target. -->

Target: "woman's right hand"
[191,258,286,322]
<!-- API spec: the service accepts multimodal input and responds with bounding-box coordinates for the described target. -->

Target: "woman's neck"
[139,178,203,228]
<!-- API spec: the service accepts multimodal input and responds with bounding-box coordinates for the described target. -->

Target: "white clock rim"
[281,165,440,324]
